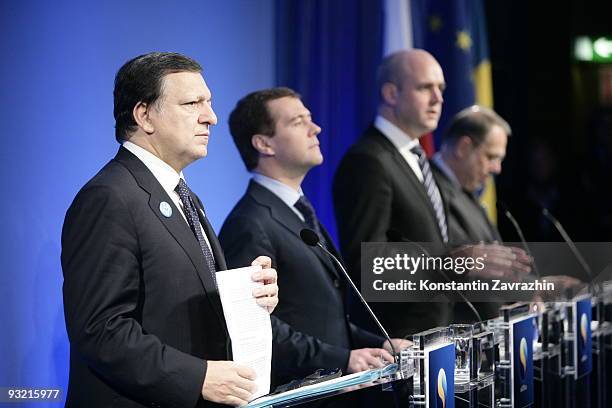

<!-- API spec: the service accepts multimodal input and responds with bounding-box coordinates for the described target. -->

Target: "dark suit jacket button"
[333,279,340,288]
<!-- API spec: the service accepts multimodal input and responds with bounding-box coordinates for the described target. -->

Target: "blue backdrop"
[0,1,274,404]
[275,0,384,241]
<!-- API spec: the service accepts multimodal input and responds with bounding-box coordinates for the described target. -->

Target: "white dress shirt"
[374,115,424,182]
[123,141,214,255]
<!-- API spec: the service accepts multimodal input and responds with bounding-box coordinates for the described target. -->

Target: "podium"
[556,295,593,408]
[244,286,612,407]
[533,302,563,408]
[409,327,455,407]
[449,323,496,408]
[485,303,536,408]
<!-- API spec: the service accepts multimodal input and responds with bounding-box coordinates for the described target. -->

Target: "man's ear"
[455,135,474,159]
[133,101,155,134]
[252,134,275,156]
[381,82,399,106]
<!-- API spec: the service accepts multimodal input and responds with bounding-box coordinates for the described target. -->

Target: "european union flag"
[411,0,496,221]
[411,0,493,142]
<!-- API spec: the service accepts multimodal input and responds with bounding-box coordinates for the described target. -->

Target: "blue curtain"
[0,2,275,403]
[275,0,384,243]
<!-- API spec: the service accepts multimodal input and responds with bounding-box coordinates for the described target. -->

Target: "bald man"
[334,51,530,337]
[333,49,450,337]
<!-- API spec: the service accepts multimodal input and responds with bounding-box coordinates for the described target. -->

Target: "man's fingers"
[236,365,257,382]
[379,349,395,363]
[225,395,250,407]
[253,283,278,298]
[259,268,278,283]
[255,295,279,308]
[472,267,506,279]
[202,361,258,405]
[252,268,277,284]
[228,385,254,404]
[364,351,385,368]
[511,260,532,275]
[232,380,257,398]
[251,256,272,270]
[363,348,391,366]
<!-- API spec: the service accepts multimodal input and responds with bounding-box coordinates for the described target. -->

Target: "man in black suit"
[333,50,530,336]
[432,106,582,318]
[333,50,450,336]
[61,52,279,408]
[219,88,407,387]
[431,105,509,246]
[432,106,511,321]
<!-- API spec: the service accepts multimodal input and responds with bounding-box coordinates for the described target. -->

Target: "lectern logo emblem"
[437,368,447,408]
[580,312,589,362]
[519,337,528,381]
[580,313,588,347]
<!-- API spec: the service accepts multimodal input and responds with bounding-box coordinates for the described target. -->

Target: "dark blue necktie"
[294,195,327,248]
[411,145,448,243]
[175,179,217,284]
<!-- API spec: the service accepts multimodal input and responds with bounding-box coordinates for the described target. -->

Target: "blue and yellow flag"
[409,0,497,223]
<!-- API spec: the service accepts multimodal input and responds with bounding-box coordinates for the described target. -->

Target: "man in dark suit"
[61,52,279,408]
[431,106,511,321]
[431,105,509,246]
[333,50,530,337]
[219,88,407,388]
[333,50,450,337]
[431,106,582,318]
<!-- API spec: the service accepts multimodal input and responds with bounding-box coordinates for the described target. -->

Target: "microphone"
[540,208,593,279]
[299,228,397,358]
[497,201,541,278]
[387,229,482,323]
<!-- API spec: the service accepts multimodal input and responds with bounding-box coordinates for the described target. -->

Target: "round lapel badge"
[159,201,173,218]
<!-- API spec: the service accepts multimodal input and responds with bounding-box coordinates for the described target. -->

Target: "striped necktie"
[411,145,448,243]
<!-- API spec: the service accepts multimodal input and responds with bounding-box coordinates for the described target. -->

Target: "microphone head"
[496,200,509,213]
[300,228,320,246]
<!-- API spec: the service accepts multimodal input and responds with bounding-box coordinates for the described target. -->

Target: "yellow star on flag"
[429,15,443,32]
[456,30,472,51]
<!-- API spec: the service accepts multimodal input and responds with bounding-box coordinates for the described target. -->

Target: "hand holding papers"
[216,265,273,400]
[249,255,279,313]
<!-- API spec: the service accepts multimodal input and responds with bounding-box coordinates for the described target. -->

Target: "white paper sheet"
[216,265,272,399]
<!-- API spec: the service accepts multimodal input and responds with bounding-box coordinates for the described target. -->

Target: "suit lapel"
[464,189,502,242]
[368,128,445,239]
[432,161,501,243]
[317,222,345,277]
[113,147,226,328]
[247,181,340,280]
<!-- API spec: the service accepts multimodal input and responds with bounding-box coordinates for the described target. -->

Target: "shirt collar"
[252,173,304,207]
[374,115,421,154]
[122,141,185,196]
[432,153,462,189]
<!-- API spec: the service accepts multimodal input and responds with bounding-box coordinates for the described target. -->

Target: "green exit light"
[574,36,612,62]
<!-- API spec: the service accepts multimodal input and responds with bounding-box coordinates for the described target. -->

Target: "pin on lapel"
[159,201,172,218]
